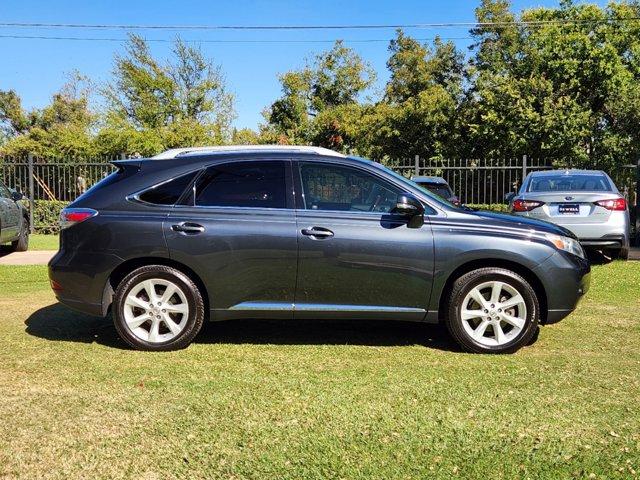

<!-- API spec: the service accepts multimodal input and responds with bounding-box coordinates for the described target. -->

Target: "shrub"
[31,200,68,234]
[466,203,511,213]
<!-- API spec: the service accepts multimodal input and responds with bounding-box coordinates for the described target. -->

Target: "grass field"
[0,262,638,479]
[29,234,59,251]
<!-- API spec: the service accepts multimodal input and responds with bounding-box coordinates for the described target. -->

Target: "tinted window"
[300,162,400,213]
[528,174,612,192]
[194,161,286,208]
[139,171,197,205]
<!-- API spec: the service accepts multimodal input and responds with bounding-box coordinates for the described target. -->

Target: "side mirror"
[11,190,24,202]
[504,192,516,204]
[394,193,425,217]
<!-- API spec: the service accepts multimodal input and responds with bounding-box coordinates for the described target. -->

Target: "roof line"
[151,145,345,160]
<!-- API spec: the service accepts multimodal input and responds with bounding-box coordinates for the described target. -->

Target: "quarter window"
[299,162,400,213]
[139,171,198,205]
[194,161,287,209]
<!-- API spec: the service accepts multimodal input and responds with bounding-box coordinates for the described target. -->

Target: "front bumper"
[533,251,590,324]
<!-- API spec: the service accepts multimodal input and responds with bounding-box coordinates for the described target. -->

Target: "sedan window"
[528,174,612,192]
[300,162,400,213]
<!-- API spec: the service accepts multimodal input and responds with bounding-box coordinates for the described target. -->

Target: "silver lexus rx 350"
[509,170,630,259]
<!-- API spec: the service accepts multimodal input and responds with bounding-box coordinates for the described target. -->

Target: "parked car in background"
[508,170,630,259]
[49,145,590,354]
[0,181,29,252]
[411,176,460,205]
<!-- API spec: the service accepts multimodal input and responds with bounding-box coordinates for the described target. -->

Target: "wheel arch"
[437,258,548,324]
[104,257,210,317]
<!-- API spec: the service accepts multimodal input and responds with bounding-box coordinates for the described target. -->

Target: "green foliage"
[262,40,375,149]
[466,203,511,212]
[98,34,235,156]
[32,200,68,234]
[0,73,96,159]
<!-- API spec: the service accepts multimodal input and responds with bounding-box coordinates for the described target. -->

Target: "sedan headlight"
[545,233,585,259]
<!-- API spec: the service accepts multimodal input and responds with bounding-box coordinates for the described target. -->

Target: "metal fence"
[1,154,638,237]
[1,155,118,202]
[392,156,552,205]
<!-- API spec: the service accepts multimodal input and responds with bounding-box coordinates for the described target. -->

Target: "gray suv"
[49,146,590,354]
[0,180,29,252]
[509,170,630,259]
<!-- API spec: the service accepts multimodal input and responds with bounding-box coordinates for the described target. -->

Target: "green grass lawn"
[29,233,59,251]
[0,262,638,479]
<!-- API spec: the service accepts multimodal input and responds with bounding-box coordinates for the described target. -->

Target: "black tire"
[606,247,629,261]
[445,267,540,354]
[113,265,205,351]
[10,222,29,252]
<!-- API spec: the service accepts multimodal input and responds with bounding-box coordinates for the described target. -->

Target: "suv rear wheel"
[113,265,205,351]
[446,268,539,354]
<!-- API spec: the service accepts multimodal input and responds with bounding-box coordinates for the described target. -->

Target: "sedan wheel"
[113,265,205,351]
[446,268,539,354]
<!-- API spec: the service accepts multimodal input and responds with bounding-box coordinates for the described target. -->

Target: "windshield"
[527,174,612,192]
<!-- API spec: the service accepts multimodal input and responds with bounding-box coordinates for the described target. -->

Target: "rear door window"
[192,161,287,209]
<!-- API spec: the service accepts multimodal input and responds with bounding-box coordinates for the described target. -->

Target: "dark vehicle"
[411,176,460,205]
[0,181,29,252]
[49,146,590,354]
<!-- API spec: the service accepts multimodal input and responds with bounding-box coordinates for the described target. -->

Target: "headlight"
[545,233,585,258]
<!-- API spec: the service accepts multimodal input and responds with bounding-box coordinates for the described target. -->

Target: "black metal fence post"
[28,153,34,234]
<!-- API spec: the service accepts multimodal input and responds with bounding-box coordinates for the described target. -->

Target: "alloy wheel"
[460,280,527,347]
[123,278,190,343]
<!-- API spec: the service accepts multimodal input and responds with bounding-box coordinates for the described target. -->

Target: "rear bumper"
[48,249,121,317]
[580,234,628,249]
[533,251,590,324]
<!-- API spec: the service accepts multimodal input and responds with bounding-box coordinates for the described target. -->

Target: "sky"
[2,0,608,130]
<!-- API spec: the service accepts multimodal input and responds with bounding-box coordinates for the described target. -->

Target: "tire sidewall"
[113,266,204,351]
[448,269,539,354]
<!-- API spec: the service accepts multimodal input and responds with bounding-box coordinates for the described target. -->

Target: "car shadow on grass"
[25,303,461,352]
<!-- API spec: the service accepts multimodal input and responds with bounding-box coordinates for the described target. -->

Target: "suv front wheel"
[446,268,540,354]
[113,265,205,351]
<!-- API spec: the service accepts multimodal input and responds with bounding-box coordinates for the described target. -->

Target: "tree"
[0,72,95,158]
[359,31,465,160]
[98,34,235,156]
[263,40,375,148]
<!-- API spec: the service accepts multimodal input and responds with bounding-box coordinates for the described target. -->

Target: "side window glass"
[300,163,400,213]
[194,161,286,209]
[139,171,197,205]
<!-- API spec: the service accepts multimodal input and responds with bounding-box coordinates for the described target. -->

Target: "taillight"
[60,208,98,229]
[512,199,544,212]
[594,198,626,211]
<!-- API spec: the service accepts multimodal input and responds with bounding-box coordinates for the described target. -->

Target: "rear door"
[164,159,298,320]
[293,159,435,321]
[0,181,20,242]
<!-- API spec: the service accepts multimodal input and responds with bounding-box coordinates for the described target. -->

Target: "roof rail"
[151,145,345,159]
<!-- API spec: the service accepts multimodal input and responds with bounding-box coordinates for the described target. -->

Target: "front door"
[293,160,435,321]
[164,159,298,320]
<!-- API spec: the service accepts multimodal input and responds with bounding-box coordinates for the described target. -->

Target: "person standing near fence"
[76,171,87,195]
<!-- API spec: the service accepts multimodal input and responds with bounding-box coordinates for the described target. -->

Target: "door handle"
[301,227,334,238]
[171,222,205,235]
